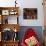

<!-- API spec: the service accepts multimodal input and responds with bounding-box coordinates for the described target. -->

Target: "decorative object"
[1,28,18,41]
[1,28,13,41]
[15,0,17,7]
[14,28,17,32]
[2,10,9,15]
[13,32,18,41]
[23,8,37,19]
[2,16,8,24]
[13,28,18,41]
[5,18,8,24]
[9,10,18,15]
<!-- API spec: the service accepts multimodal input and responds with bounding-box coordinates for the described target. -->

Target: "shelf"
[2,40,19,43]
[0,7,19,15]
[0,24,20,32]
[0,7,19,46]
[1,41,19,46]
[0,40,19,46]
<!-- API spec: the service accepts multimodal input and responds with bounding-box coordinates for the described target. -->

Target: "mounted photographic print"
[23,8,37,19]
[2,10,9,15]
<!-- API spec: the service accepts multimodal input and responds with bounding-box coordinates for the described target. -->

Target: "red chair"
[21,28,41,46]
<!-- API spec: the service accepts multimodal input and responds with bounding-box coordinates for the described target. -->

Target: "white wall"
[18,0,44,26]
[0,0,44,26]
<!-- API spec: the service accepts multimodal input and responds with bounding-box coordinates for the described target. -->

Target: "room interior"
[0,0,45,46]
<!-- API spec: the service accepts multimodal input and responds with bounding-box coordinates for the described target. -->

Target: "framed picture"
[23,8,37,19]
[2,10,9,15]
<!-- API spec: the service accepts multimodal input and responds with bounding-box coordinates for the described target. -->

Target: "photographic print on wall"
[23,8,37,19]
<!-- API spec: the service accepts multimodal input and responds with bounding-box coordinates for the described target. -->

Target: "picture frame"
[2,10,9,15]
[23,8,37,19]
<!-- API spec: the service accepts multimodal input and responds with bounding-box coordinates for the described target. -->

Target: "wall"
[0,0,44,26]
[43,0,46,26]
[0,0,44,45]
[18,0,44,26]
[43,0,46,45]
